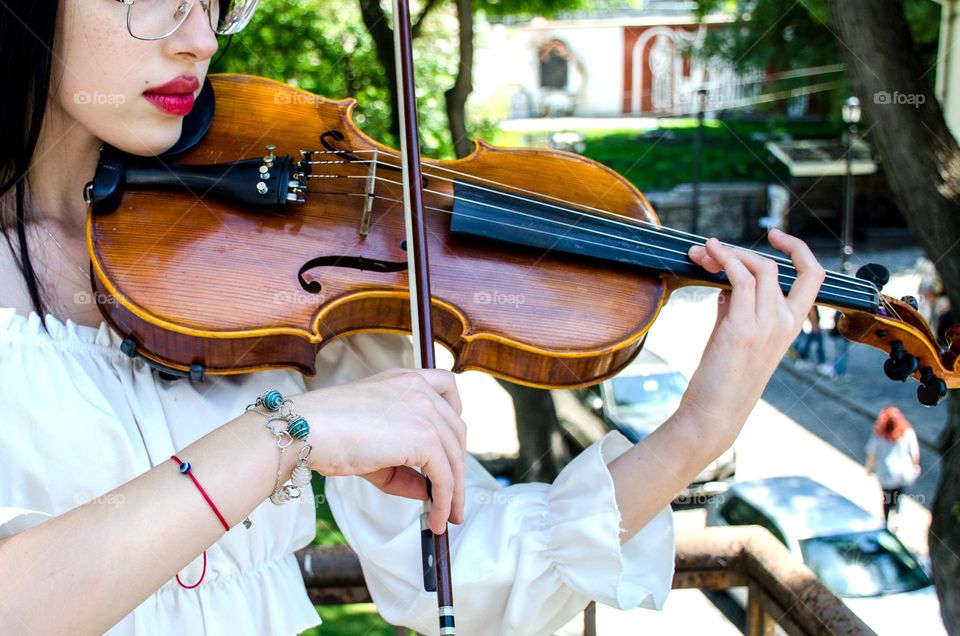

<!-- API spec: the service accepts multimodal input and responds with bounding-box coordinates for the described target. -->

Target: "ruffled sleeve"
[325,430,675,636]
[0,506,53,540]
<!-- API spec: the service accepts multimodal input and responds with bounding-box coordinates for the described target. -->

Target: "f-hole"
[298,255,409,293]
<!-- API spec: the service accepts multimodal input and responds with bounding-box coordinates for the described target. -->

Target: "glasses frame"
[116,0,231,41]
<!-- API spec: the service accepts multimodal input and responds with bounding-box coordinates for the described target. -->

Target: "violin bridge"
[360,149,378,237]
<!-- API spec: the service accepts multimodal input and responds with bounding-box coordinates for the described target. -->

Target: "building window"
[539,40,570,90]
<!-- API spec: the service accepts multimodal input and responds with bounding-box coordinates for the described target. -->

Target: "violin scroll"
[836,293,960,406]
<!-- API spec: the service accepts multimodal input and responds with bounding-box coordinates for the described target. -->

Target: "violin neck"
[449,180,880,314]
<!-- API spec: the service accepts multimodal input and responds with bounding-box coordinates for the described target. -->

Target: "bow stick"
[391,0,456,633]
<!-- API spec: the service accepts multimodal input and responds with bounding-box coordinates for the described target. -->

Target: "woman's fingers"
[698,238,756,322]
[396,371,467,523]
[768,229,825,323]
[362,466,428,500]
[690,235,815,327]
[714,240,782,325]
[299,367,468,529]
[368,368,463,416]
[419,444,456,533]
[411,368,464,416]
[380,370,467,525]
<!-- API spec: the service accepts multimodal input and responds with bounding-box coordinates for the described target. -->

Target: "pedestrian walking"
[865,406,921,529]
[790,307,832,375]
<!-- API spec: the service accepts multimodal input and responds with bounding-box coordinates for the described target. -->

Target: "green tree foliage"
[212,0,601,158]
[212,0,460,155]
[692,0,941,116]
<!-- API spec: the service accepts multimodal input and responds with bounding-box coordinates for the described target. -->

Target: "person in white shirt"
[0,1,826,634]
[865,406,922,528]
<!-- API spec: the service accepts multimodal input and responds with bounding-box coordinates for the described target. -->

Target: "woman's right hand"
[291,368,466,533]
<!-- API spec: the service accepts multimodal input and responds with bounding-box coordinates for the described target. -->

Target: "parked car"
[553,348,735,502]
[705,475,945,635]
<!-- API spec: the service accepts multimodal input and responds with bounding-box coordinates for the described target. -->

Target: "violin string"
[308,171,879,307]
[308,182,878,310]
[303,153,879,300]
[305,170,878,306]
[300,150,880,296]
[306,170,880,308]
[346,190,883,310]
[396,156,882,296]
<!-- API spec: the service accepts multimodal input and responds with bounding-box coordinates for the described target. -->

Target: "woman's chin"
[114,124,184,158]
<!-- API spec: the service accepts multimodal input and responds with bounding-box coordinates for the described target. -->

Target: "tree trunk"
[357,0,445,141]
[357,0,401,139]
[494,379,571,483]
[825,1,960,630]
[931,391,960,634]
[445,0,474,158]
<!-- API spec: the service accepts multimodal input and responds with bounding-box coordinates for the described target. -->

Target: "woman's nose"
[164,0,219,61]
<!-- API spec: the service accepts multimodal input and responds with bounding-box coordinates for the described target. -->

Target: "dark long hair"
[0,1,59,329]
[0,1,234,332]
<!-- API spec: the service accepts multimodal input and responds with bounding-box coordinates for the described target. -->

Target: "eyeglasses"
[116,0,261,41]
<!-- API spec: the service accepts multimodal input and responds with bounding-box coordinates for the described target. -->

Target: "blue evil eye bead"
[260,390,284,411]
[179,461,191,473]
[286,417,310,441]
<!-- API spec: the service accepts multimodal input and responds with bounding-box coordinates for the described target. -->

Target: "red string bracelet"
[170,454,230,588]
[170,454,230,532]
[176,551,207,590]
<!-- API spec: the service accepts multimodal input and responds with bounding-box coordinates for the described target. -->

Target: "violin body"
[88,74,666,387]
[87,74,960,401]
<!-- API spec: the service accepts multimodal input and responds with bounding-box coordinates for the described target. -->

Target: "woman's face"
[52,0,220,157]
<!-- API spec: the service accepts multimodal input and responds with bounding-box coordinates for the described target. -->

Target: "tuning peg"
[856,264,890,288]
[263,144,276,168]
[901,295,919,310]
[884,340,918,381]
[917,367,947,406]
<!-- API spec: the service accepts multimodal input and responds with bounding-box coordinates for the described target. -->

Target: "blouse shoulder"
[0,306,120,353]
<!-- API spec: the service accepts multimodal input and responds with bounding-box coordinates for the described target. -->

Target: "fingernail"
[689,245,704,257]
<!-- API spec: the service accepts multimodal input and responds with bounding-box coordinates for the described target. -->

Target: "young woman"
[0,1,826,634]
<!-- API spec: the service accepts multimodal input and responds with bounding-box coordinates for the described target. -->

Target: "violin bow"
[392,0,456,633]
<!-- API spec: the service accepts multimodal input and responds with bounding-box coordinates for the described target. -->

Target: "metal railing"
[296,526,875,636]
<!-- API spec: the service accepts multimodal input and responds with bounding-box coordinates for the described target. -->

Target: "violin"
[84,73,959,407]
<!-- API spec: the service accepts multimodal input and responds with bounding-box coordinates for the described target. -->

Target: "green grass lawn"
[299,604,398,636]
[490,117,841,193]
[297,477,401,636]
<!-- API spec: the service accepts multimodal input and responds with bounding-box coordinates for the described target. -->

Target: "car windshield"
[799,530,931,598]
[610,372,687,414]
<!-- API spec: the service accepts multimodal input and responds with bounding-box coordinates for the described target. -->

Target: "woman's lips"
[143,92,195,116]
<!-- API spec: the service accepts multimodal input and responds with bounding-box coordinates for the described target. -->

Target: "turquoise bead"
[287,417,310,441]
[179,461,191,473]
[261,389,284,411]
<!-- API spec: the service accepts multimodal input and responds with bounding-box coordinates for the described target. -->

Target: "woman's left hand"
[681,229,826,451]
[601,230,826,543]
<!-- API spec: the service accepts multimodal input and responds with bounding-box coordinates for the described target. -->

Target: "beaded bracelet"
[246,390,314,505]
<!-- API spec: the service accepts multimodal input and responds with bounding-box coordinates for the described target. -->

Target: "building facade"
[473,2,763,119]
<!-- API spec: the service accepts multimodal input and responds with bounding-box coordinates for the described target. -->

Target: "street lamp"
[841,96,861,274]
[691,88,708,235]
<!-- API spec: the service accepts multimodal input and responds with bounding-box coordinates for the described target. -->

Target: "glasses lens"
[127,0,260,40]
[213,0,261,35]
[127,0,193,40]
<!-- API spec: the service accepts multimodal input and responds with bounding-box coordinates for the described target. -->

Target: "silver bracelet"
[246,391,314,507]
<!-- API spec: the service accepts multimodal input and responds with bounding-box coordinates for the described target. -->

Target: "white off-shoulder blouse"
[0,307,675,635]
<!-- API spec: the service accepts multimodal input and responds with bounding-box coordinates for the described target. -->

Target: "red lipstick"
[143,75,200,117]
